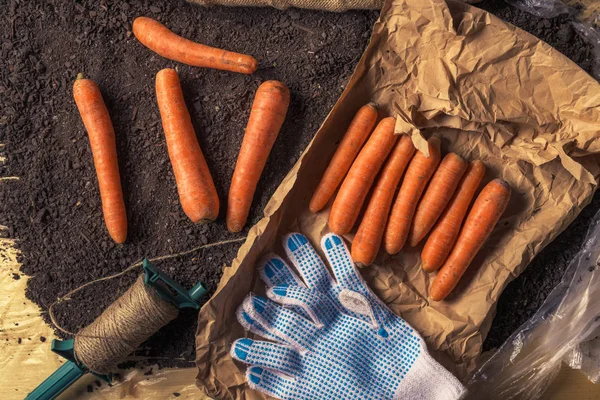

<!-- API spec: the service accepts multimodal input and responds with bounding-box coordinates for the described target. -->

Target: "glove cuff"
[394,342,467,400]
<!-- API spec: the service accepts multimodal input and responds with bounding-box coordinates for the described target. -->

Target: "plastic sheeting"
[467,207,600,398]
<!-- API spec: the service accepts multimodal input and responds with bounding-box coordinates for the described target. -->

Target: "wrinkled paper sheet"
[195,0,600,398]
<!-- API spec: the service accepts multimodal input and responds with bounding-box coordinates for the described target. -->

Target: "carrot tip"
[422,261,435,273]
[367,102,379,110]
[495,179,511,189]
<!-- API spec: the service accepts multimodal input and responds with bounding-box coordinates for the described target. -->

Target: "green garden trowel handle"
[25,339,111,400]
[24,359,87,400]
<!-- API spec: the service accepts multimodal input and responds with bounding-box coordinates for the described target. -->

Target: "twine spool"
[73,274,179,374]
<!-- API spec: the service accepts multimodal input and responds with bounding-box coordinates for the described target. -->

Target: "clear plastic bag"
[466,208,600,398]
[504,0,570,18]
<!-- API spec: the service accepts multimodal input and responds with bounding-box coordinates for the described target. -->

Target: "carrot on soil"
[328,117,398,235]
[227,80,290,233]
[351,135,416,266]
[429,179,511,301]
[156,68,219,224]
[133,16,258,75]
[384,136,441,254]
[309,103,379,213]
[73,73,127,244]
[421,160,486,273]
[408,153,467,247]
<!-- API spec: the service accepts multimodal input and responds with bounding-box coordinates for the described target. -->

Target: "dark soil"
[1,0,598,372]
[0,0,377,368]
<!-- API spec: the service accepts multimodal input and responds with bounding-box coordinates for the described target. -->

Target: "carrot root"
[156,68,219,224]
[328,117,398,235]
[384,136,441,254]
[408,153,467,247]
[429,179,511,301]
[133,17,258,74]
[309,102,378,213]
[351,135,416,266]
[73,74,127,244]
[421,160,486,273]
[227,81,290,233]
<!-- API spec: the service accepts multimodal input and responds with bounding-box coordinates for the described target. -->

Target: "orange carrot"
[309,103,379,213]
[133,17,258,74]
[351,135,416,266]
[421,160,486,273]
[156,68,219,223]
[227,81,290,232]
[384,137,441,254]
[73,73,127,244]
[430,179,511,301]
[328,117,398,235]
[408,153,467,247]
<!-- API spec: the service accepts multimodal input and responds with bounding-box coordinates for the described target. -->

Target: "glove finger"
[322,233,392,326]
[321,233,367,292]
[231,338,301,376]
[237,303,286,344]
[258,256,312,320]
[284,233,334,292]
[259,256,305,288]
[246,366,294,400]
[244,293,318,352]
[267,284,336,327]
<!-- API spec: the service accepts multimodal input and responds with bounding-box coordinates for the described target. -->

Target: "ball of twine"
[73,274,179,374]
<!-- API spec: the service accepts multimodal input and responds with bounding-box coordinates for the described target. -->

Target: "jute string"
[74,274,179,374]
[46,237,246,373]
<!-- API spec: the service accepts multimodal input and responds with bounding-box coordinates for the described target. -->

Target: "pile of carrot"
[310,105,511,301]
[72,14,511,303]
[73,16,286,242]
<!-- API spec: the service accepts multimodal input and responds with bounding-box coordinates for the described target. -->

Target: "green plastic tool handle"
[24,360,86,400]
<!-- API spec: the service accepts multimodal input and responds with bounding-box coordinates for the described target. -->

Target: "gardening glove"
[231,232,467,400]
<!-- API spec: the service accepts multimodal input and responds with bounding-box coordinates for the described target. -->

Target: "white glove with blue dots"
[231,233,467,400]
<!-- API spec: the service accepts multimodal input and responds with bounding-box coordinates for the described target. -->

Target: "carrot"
[421,160,486,273]
[156,68,219,224]
[408,153,467,247]
[351,135,416,266]
[227,81,290,232]
[73,73,127,244]
[429,179,511,301]
[309,103,379,213]
[328,117,398,235]
[133,17,258,75]
[384,136,441,254]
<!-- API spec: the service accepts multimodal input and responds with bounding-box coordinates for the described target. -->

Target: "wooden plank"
[541,364,599,400]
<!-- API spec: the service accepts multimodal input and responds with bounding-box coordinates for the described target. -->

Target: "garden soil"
[1,0,598,371]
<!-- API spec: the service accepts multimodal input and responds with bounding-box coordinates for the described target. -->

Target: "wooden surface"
[541,365,599,400]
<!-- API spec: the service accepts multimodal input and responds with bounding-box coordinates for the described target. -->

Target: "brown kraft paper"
[195,0,600,398]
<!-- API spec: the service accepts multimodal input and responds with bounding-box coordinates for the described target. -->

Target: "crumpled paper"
[195,0,600,398]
